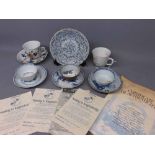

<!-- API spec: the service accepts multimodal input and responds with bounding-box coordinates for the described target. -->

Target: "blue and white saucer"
[50,28,89,65]
[13,65,47,88]
[88,67,122,93]
[51,69,84,89]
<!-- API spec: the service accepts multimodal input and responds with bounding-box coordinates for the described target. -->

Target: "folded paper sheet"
[19,88,61,133]
[90,76,155,135]
[53,89,106,135]
[49,89,76,135]
[0,92,33,134]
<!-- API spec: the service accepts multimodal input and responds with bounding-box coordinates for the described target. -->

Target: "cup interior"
[17,64,38,81]
[94,69,114,85]
[92,47,111,58]
[61,65,80,78]
[23,40,40,50]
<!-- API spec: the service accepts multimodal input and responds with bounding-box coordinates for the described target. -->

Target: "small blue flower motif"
[50,28,89,65]
[89,67,122,93]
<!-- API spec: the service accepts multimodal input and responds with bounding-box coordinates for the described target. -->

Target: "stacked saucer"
[52,65,84,89]
[88,67,122,93]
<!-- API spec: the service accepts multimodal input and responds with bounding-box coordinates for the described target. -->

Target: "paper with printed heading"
[0,92,33,135]
[52,89,106,135]
[90,76,155,135]
[19,88,61,133]
[49,89,77,135]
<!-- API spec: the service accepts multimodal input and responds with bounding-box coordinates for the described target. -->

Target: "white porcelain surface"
[61,65,80,78]
[23,40,40,51]
[17,64,38,82]
[92,47,114,67]
[92,47,111,57]
[50,28,89,65]
[13,65,47,88]
[94,69,114,85]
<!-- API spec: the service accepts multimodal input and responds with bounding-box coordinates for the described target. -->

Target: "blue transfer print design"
[50,28,89,65]
[88,67,122,93]
[52,69,84,89]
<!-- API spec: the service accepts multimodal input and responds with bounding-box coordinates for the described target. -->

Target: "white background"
[0,0,155,19]
[0,0,155,155]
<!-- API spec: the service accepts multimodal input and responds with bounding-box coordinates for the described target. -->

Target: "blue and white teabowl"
[13,65,47,88]
[52,69,84,89]
[88,67,122,93]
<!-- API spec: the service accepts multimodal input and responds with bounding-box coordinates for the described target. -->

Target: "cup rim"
[94,69,114,84]
[92,47,111,57]
[93,56,108,59]
[22,40,40,50]
[61,65,80,78]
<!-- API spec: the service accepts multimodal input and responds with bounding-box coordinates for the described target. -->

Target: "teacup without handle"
[61,65,80,79]
[17,63,38,82]
[94,69,115,85]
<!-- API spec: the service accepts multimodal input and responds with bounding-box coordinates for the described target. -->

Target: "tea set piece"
[13,63,47,88]
[17,40,48,64]
[94,69,115,85]
[50,28,89,65]
[14,29,119,92]
[16,63,38,82]
[51,65,84,89]
[92,47,115,67]
[61,65,80,78]
[88,67,122,93]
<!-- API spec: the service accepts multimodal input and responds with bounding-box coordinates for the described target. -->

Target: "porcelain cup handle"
[106,58,115,66]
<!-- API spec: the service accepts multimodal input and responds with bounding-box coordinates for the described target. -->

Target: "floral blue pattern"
[88,67,122,93]
[50,28,89,65]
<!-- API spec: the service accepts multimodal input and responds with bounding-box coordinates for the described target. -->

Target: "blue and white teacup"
[94,69,115,85]
[17,63,38,82]
[61,65,80,79]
